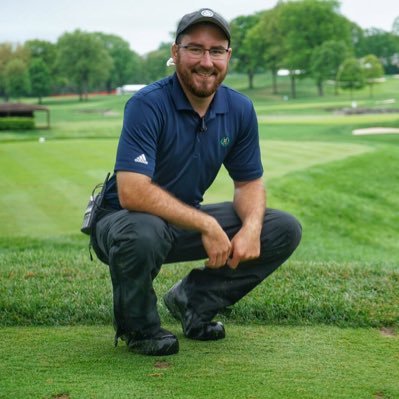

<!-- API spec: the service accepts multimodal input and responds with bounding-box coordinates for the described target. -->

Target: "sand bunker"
[352,127,399,136]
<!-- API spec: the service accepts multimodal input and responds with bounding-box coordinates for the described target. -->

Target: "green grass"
[269,146,399,265]
[233,73,399,102]
[0,325,398,399]
[1,250,397,327]
[0,139,117,236]
[1,73,398,398]
[0,138,371,237]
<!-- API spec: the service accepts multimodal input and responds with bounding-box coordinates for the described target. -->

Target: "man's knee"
[278,211,301,251]
[100,211,173,262]
[261,209,302,257]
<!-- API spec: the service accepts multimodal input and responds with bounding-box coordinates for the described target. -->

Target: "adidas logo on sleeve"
[134,154,148,165]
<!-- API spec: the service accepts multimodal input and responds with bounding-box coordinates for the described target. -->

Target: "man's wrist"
[199,213,219,234]
[241,219,263,236]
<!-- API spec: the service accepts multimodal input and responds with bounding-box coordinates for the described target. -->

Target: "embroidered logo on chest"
[220,137,230,147]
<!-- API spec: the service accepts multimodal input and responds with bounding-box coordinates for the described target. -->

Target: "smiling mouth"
[195,71,215,78]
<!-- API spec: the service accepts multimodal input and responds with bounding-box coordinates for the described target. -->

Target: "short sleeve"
[224,103,263,181]
[114,96,162,177]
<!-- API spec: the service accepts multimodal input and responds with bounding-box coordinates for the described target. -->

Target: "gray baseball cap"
[176,8,231,42]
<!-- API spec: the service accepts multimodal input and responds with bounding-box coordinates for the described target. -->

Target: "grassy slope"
[269,146,399,265]
[1,250,397,328]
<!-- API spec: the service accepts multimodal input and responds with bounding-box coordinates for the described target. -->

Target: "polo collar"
[171,73,229,116]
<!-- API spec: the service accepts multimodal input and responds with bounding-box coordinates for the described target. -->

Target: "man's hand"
[202,218,232,269]
[227,178,265,269]
[227,225,261,269]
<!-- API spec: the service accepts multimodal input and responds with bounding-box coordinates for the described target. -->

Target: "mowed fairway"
[0,138,371,236]
[0,139,116,237]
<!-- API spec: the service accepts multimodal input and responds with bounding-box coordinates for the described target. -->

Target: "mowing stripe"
[0,139,372,237]
[0,140,116,236]
[205,140,372,202]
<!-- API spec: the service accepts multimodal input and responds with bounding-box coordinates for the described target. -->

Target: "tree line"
[230,0,398,98]
[1,0,398,102]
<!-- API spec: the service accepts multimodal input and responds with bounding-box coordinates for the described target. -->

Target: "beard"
[175,62,228,98]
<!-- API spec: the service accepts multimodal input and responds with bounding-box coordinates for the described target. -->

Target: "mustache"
[193,67,216,75]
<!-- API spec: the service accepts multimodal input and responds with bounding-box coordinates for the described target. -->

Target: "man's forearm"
[117,171,233,267]
[225,178,266,268]
[117,171,214,233]
[233,178,266,234]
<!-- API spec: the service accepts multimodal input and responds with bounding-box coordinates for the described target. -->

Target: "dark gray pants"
[93,202,302,336]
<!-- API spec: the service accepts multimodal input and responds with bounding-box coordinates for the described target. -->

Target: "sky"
[1,0,398,55]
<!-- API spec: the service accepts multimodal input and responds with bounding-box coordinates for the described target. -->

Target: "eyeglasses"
[178,45,229,60]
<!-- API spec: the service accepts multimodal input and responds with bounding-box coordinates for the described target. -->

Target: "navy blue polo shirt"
[105,73,263,209]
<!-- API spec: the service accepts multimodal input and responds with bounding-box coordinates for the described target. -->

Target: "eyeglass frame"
[177,44,230,60]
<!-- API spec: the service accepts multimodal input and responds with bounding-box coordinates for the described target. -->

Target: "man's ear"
[171,43,178,64]
[227,47,232,63]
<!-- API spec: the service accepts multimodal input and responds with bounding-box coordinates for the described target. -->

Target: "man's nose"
[199,50,214,67]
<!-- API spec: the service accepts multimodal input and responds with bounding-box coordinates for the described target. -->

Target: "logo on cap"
[201,9,214,17]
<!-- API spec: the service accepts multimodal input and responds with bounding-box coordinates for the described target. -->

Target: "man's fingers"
[205,255,219,268]
[227,253,240,269]
[205,249,231,268]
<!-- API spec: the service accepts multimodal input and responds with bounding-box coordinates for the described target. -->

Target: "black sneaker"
[163,281,225,341]
[124,327,179,356]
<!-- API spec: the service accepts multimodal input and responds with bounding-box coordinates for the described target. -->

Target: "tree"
[277,0,353,98]
[360,54,384,97]
[56,30,113,100]
[4,58,31,99]
[349,21,365,50]
[94,33,144,92]
[24,40,57,71]
[245,6,285,94]
[393,16,399,35]
[355,28,399,74]
[25,39,58,92]
[29,58,51,103]
[230,13,263,89]
[142,42,172,82]
[0,43,13,100]
[310,40,351,96]
[337,58,365,100]
[0,43,30,100]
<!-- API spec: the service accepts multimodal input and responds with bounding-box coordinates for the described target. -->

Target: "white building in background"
[116,84,146,95]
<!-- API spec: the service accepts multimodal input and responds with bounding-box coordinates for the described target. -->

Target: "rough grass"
[0,239,398,328]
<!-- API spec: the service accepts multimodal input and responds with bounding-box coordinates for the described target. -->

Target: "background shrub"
[0,117,35,131]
